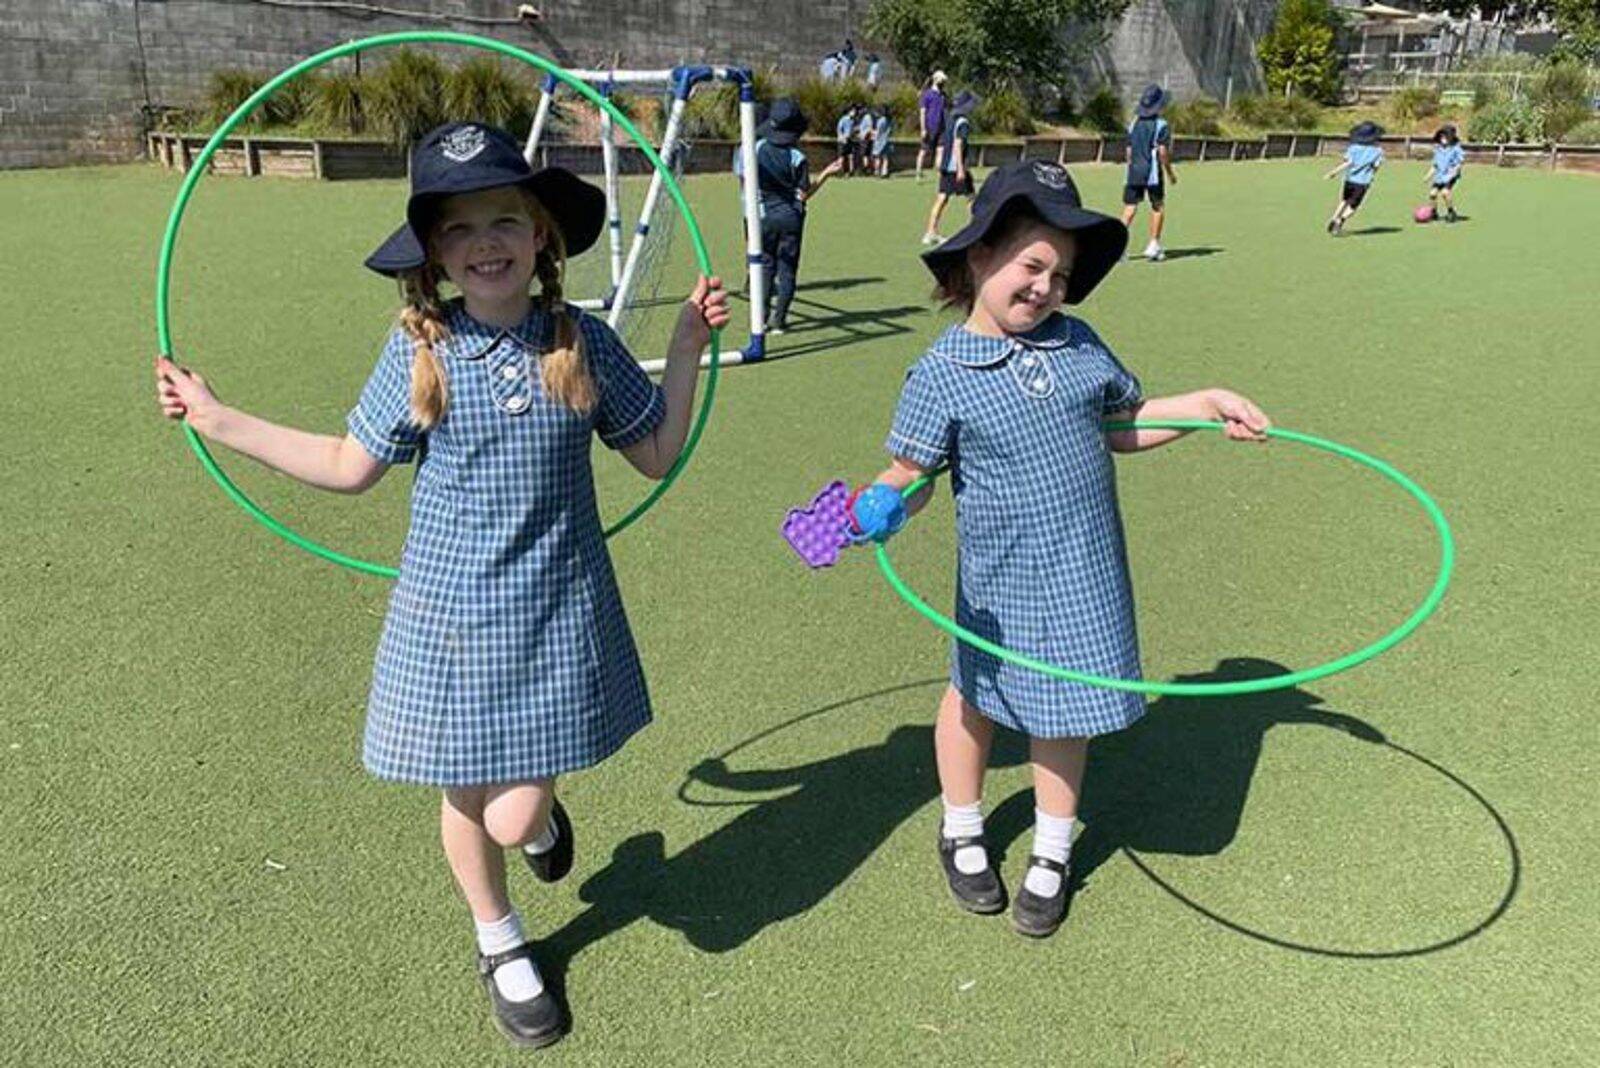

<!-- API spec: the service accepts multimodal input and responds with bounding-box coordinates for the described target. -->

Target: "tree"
[865,0,1130,88]
[1257,0,1343,104]
[1550,0,1600,62]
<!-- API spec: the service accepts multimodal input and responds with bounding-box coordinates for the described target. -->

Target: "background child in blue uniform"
[1120,85,1177,261]
[851,160,1269,938]
[1428,124,1464,222]
[749,99,844,334]
[873,107,894,177]
[923,89,978,245]
[1324,120,1385,235]
[837,104,860,176]
[155,123,729,1048]
[854,105,876,175]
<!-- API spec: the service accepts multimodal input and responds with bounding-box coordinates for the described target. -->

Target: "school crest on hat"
[1031,161,1069,191]
[439,125,488,164]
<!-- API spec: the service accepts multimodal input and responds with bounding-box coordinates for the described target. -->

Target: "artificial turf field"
[2,155,1597,1066]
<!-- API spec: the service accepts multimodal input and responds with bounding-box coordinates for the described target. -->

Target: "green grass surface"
[2,158,1597,1066]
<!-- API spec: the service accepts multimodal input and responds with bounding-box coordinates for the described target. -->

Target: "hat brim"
[1350,124,1385,145]
[405,166,606,259]
[921,191,1128,305]
[365,223,426,278]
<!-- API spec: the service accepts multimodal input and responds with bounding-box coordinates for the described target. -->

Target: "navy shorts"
[1342,181,1370,207]
[939,171,974,196]
[1123,182,1164,208]
[1430,177,1459,191]
[921,132,940,150]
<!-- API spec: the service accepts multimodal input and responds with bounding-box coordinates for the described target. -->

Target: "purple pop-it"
[781,480,856,568]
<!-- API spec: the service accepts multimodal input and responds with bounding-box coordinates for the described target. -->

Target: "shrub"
[1257,0,1342,104]
[1166,96,1223,136]
[366,48,449,148]
[1531,62,1593,141]
[1469,96,1542,143]
[203,69,267,128]
[1230,93,1323,131]
[445,58,535,138]
[880,82,923,133]
[310,71,364,135]
[1389,85,1441,123]
[974,84,1035,136]
[1081,85,1125,133]
[1561,117,1600,144]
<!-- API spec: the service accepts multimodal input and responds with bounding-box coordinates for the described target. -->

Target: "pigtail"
[530,221,597,415]
[400,266,450,430]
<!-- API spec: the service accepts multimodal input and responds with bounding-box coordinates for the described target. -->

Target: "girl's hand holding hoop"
[155,356,222,433]
[675,275,730,351]
[1205,389,1271,443]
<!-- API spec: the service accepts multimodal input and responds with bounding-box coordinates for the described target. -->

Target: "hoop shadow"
[533,679,1024,1024]
[983,656,1520,959]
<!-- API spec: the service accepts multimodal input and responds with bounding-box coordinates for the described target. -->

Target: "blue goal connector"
[741,333,767,363]
[672,65,716,101]
[722,66,756,102]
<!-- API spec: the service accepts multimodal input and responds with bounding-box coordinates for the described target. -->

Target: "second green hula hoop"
[156,31,721,579]
[876,421,1454,696]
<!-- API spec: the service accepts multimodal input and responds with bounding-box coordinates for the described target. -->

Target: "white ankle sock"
[1024,809,1075,897]
[475,911,545,1002]
[522,815,558,857]
[941,798,988,875]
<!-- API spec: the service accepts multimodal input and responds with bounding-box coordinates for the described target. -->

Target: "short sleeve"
[347,328,423,464]
[1157,119,1172,147]
[581,311,665,450]
[1075,321,1142,414]
[793,148,811,194]
[885,362,955,469]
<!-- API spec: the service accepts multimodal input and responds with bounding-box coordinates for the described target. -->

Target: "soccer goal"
[522,65,768,372]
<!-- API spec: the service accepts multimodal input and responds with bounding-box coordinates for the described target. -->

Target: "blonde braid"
[533,236,597,414]
[399,266,451,429]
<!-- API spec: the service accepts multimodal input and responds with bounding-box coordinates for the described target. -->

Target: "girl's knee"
[481,782,555,847]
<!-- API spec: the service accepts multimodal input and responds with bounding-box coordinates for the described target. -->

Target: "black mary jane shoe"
[478,944,565,1049]
[937,831,1007,914]
[522,798,573,884]
[1010,855,1070,938]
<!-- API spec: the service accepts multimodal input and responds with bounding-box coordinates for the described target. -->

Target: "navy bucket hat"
[1350,120,1384,145]
[765,98,809,147]
[921,160,1128,305]
[1136,84,1167,118]
[365,121,605,277]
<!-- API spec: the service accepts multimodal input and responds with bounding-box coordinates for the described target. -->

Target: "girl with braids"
[154,123,728,1049]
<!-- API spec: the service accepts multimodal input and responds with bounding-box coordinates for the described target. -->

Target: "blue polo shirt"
[1432,143,1464,183]
[1344,143,1384,186]
[1125,116,1171,187]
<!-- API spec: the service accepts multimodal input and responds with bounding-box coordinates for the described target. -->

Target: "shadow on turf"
[1129,246,1225,261]
[1340,226,1403,238]
[725,276,926,363]
[983,656,1520,960]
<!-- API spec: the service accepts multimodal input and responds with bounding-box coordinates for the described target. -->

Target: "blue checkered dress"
[886,313,1147,737]
[347,299,664,786]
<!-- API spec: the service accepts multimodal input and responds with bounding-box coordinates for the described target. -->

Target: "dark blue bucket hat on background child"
[950,89,980,117]
[364,121,605,278]
[920,159,1128,305]
[1350,120,1384,145]
[1136,84,1167,118]
[765,98,809,147]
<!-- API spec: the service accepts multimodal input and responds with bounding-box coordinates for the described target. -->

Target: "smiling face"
[967,218,1076,336]
[428,186,545,320]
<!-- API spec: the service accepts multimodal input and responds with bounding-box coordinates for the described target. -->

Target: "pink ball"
[1414,204,1435,224]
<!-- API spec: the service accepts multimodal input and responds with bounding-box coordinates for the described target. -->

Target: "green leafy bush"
[1257,0,1341,103]
[1561,117,1600,144]
[1389,85,1441,123]
[366,48,449,148]
[310,71,364,136]
[203,70,267,128]
[445,58,535,138]
[1166,96,1223,136]
[1230,93,1323,131]
[1469,96,1542,143]
[974,84,1036,136]
[1081,85,1125,133]
[1531,62,1593,140]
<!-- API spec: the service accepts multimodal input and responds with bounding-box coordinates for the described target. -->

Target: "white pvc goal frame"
[522,64,768,371]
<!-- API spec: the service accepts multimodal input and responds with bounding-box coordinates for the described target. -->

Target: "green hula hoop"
[156,31,721,579]
[876,421,1455,696]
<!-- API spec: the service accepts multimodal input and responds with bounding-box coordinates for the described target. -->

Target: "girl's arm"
[954,136,967,180]
[865,455,938,517]
[1160,143,1177,185]
[800,157,846,201]
[619,276,730,480]
[1104,388,1270,453]
[155,357,389,493]
[1323,159,1350,180]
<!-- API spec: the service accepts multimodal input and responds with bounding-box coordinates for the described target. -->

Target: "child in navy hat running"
[847,160,1269,937]
[156,121,729,1048]
[1324,121,1385,235]
[1120,84,1178,261]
